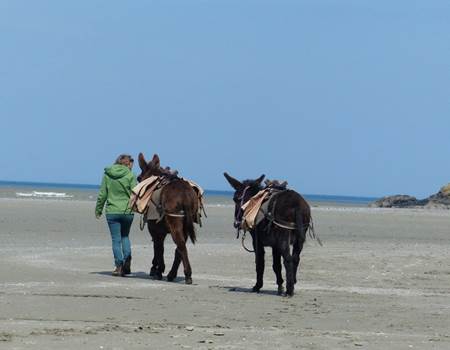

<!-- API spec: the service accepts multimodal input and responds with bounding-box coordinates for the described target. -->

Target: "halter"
[234,186,250,238]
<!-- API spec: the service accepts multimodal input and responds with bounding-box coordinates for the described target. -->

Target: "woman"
[95,154,137,276]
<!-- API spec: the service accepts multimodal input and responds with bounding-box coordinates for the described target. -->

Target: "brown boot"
[112,265,123,277]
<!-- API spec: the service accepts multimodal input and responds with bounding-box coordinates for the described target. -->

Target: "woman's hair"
[115,154,134,165]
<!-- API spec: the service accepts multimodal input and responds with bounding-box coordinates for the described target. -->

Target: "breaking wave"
[205,204,234,208]
[16,191,74,199]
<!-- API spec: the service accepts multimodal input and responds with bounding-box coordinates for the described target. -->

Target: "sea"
[0,180,378,208]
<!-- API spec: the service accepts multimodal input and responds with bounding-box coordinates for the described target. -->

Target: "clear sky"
[1,0,449,198]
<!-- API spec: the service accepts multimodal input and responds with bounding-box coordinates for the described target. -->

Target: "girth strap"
[273,219,297,230]
[265,192,300,233]
[165,211,185,218]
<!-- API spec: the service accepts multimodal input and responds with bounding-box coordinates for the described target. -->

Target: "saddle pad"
[129,175,160,214]
[241,189,270,230]
[254,199,271,228]
[145,186,163,221]
[242,188,285,231]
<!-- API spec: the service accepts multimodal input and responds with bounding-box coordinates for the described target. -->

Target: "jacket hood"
[104,164,131,180]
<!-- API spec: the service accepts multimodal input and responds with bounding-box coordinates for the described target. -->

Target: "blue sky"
[1,0,449,198]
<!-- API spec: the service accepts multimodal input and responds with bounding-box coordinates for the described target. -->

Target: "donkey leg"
[168,219,193,284]
[151,233,166,280]
[292,239,304,284]
[149,245,159,277]
[167,248,182,282]
[281,243,295,296]
[149,232,157,277]
[175,240,192,284]
[149,226,166,278]
[272,248,284,295]
[252,244,265,292]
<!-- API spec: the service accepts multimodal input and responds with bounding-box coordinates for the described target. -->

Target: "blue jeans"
[106,214,134,267]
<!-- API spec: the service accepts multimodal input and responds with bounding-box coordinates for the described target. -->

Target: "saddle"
[129,175,205,225]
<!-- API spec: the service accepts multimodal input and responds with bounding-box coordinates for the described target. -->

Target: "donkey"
[224,172,312,296]
[138,153,199,284]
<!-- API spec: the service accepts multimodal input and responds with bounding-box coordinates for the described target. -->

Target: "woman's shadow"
[91,271,185,282]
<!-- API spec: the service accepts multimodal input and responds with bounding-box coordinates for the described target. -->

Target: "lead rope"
[140,213,146,230]
[236,187,256,253]
[241,231,254,253]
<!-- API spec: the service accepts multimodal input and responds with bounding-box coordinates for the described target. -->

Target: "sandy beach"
[0,198,449,349]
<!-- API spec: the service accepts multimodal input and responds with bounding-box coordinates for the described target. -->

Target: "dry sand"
[0,198,449,349]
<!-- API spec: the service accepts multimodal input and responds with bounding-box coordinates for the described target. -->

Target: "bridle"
[233,185,256,252]
[234,186,250,239]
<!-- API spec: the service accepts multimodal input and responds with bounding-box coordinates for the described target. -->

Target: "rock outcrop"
[369,195,421,208]
[424,183,450,208]
[370,183,450,209]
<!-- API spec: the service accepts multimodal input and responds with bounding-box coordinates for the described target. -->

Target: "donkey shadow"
[220,285,281,296]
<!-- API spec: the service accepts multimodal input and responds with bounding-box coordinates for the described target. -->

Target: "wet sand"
[0,198,449,349]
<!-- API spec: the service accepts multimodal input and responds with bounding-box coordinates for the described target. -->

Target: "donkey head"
[137,153,163,182]
[223,172,265,229]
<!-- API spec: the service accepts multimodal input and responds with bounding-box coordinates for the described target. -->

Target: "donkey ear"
[255,174,265,184]
[151,154,160,169]
[224,172,242,190]
[138,153,147,171]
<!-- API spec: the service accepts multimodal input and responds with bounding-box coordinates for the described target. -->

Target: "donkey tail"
[295,209,306,242]
[183,204,197,244]
[308,217,323,246]
[296,210,323,246]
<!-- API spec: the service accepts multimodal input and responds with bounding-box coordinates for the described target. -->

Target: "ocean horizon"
[0,180,378,205]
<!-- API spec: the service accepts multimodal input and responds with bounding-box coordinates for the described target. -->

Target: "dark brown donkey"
[138,153,199,284]
[224,172,314,296]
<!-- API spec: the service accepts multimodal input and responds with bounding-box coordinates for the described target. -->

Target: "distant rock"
[370,183,450,209]
[440,183,450,196]
[424,183,450,208]
[369,195,420,208]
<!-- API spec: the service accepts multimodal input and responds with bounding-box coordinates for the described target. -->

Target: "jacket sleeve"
[131,173,138,190]
[95,175,108,216]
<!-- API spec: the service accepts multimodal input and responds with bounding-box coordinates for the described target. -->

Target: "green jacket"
[95,164,137,216]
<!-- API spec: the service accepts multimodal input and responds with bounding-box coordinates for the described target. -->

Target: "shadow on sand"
[220,285,281,296]
[90,271,186,283]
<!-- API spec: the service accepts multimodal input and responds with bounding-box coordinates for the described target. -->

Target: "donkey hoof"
[285,289,294,297]
[252,285,262,293]
[167,273,177,282]
[277,286,285,295]
[185,277,192,285]
[152,272,163,280]
[149,267,157,277]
